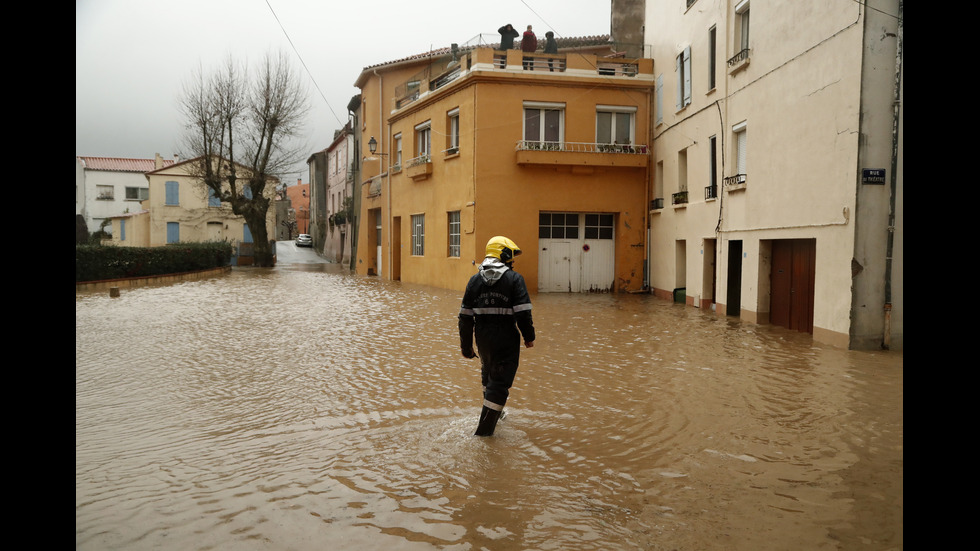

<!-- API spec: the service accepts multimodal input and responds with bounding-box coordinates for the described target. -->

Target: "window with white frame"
[523,101,564,145]
[394,133,403,169]
[415,121,431,161]
[447,108,460,153]
[125,186,149,201]
[97,185,114,200]
[655,75,663,126]
[736,0,750,54]
[596,105,636,145]
[676,46,692,110]
[708,26,717,90]
[448,211,461,257]
[734,121,747,179]
[411,214,425,256]
[539,212,579,239]
[584,214,614,239]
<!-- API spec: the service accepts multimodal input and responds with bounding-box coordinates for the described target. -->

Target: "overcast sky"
[76,0,613,184]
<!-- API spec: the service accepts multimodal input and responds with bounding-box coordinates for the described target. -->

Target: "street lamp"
[367,136,387,157]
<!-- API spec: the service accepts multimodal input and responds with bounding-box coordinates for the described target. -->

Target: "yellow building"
[354,40,655,294]
[110,156,277,257]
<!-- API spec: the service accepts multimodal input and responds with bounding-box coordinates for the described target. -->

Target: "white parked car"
[296,234,312,247]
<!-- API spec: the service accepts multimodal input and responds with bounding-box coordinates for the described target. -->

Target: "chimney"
[297,178,302,186]
[173,153,179,164]
[154,153,164,169]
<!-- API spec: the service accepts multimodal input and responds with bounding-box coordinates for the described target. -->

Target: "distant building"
[109,156,277,262]
[76,154,176,235]
[309,122,355,264]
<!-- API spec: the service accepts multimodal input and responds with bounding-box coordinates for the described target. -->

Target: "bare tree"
[178,51,310,266]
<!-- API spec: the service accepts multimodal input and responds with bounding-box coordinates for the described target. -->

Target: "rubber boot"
[474,405,502,436]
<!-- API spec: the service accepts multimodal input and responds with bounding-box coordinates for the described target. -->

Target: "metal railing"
[723,174,746,187]
[650,198,664,210]
[672,190,689,205]
[727,49,750,68]
[516,141,649,154]
[705,184,718,200]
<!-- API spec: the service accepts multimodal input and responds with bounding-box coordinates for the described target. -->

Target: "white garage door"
[538,213,615,293]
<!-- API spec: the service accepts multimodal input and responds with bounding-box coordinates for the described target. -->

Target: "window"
[120,219,126,241]
[125,186,148,201]
[734,121,747,179]
[524,101,565,144]
[678,148,688,192]
[448,211,461,257]
[97,185,114,200]
[243,185,253,200]
[708,26,717,90]
[208,187,221,207]
[596,105,636,145]
[676,46,692,110]
[584,214,614,239]
[447,108,460,154]
[708,135,718,199]
[539,212,579,239]
[165,181,179,205]
[166,221,179,243]
[736,0,750,53]
[655,75,663,126]
[411,214,425,256]
[394,133,403,169]
[415,121,431,160]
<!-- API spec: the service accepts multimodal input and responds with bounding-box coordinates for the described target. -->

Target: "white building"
[76,154,176,235]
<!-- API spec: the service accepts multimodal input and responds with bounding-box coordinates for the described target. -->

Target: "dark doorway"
[770,239,816,333]
[726,240,742,316]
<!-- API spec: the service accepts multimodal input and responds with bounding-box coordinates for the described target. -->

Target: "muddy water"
[76,265,903,550]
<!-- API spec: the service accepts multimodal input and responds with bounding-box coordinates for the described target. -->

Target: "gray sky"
[76,0,613,184]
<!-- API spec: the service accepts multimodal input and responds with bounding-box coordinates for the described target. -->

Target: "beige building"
[642,0,902,349]
[109,156,277,259]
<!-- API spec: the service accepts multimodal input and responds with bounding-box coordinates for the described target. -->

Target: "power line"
[264,0,344,127]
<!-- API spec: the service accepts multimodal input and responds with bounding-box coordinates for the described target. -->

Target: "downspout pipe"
[882,1,902,350]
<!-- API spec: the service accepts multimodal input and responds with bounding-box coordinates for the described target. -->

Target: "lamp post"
[366,136,391,279]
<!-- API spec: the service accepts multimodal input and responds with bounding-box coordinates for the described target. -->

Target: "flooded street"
[76,265,903,551]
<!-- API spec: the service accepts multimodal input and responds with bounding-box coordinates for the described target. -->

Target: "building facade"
[354,39,655,294]
[76,154,175,235]
[643,0,902,349]
[309,123,355,264]
[109,156,277,255]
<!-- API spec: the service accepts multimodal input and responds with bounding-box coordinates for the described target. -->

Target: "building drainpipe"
[882,2,902,350]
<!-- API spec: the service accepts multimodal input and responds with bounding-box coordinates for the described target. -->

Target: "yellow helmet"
[486,236,522,263]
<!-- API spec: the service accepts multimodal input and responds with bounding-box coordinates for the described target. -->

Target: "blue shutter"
[244,185,253,199]
[243,223,253,243]
[120,219,126,241]
[165,181,179,205]
[208,187,221,207]
[167,222,180,243]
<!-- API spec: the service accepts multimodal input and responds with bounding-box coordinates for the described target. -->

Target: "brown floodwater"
[76,264,903,550]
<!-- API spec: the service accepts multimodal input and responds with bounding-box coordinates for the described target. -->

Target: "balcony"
[705,184,718,200]
[727,48,750,75]
[724,174,746,191]
[515,141,649,168]
[405,154,432,180]
[393,47,654,112]
[671,190,689,205]
[650,198,665,210]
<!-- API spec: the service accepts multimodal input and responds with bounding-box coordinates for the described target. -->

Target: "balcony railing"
[727,48,750,67]
[650,198,664,210]
[672,190,689,205]
[516,141,649,154]
[723,174,747,190]
[705,184,718,200]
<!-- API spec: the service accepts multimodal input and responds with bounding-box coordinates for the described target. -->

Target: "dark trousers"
[476,328,521,407]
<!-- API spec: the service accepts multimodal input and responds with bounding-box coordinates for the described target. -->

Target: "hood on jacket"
[479,257,510,286]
